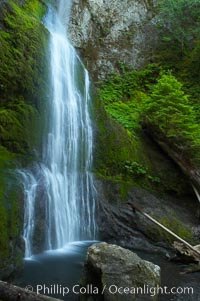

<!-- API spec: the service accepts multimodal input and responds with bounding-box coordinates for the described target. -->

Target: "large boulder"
[81,242,160,301]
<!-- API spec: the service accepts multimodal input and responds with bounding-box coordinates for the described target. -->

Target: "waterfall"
[20,0,97,257]
[19,171,37,258]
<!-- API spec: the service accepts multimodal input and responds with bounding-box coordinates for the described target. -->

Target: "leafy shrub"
[123,161,147,177]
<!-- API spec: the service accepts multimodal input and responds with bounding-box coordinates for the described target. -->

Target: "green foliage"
[143,73,200,163]
[98,64,162,133]
[122,160,161,185]
[157,0,200,51]
[98,63,161,103]
[155,0,200,118]
[93,97,138,177]
[123,161,147,177]
[98,61,200,186]
[147,175,161,184]
[105,101,140,131]
[98,69,139,104]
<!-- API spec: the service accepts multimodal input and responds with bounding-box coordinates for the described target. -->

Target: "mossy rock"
[93,97,137,177]
[0,146,22,269]
[145,214,197,246]
[0,0,48,278]
[0,0,48,155]
[93,97,190,197]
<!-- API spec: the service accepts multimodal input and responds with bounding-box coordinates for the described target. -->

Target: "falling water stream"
[42,0,97,251]
[21,0,97,258]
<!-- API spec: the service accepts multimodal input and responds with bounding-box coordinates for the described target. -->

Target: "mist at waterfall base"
[15,241,96,301]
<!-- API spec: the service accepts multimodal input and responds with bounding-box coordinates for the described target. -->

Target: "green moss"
[22,0,47,19]
[0,0,48,154]
[132,134,191,195]
[0,102,38,154]
[0,0,48,274]
[0,1,48,102]
[119,181,133,202]
[146,214,196,245]
[0,146,20,263]
[93,97,138,176]
[0,204,9,260]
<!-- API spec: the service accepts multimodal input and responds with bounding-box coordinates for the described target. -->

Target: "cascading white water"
[21,0,97,257]
[19,171,37,258]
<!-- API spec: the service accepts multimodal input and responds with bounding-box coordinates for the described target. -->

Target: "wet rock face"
[95,180,162,253]
[69,0,158,80]
[95,178,199,254]
[82,242,160,301]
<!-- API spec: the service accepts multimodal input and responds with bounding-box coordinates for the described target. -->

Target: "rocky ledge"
[69,0,158,80]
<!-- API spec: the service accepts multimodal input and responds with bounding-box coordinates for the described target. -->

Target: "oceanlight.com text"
[25,283,194,297]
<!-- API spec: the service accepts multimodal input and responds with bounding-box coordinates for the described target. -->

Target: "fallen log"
[172,241,200,263]
[0,281,62,301]
[128,202,200,259]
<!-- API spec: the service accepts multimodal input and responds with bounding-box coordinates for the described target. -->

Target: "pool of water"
[14,241,200,301]
[137,250,200,301]
[14,241,96,301]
